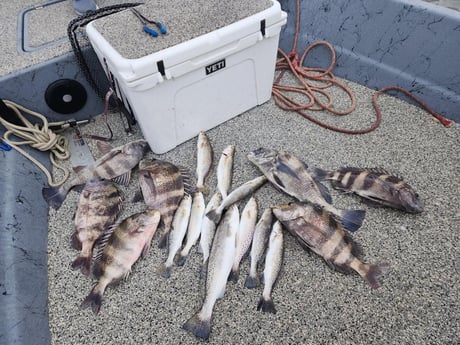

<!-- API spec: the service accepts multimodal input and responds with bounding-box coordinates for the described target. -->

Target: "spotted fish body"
[43,139,148,209]
[206,175,267,224]
[315,167,424,213]
[247,148,366,232]
[245,208,273,289]
[198,192,222,279]
[71,178,123,276]
[257,220,283,314]
[183,205,239,340]
[81,209,161,315]
[272,202,389,288]
[175,191,206,266]
[138,158,190,248]
[195,131,213,193]
[216,144,235,199]
[228,196,258,283]
[158,194,192,278]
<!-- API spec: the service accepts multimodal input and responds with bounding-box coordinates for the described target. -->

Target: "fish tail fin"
[227,268,239,283]
[42,185,67,209]
[364,263,390,289]
[70,255,91,276]
[205,209,221,224]
[182,312,212,340]
[195,184,209,194]
[338,209,366,232]
[174,253,187,266]
[158,231,169,249]
[80,284,104,315]
[257,297,277,314]
[244,274,260,289]
[158,263,172,279]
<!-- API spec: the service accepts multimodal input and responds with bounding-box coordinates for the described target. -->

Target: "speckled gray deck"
[47,76,459,345]
[90,0,273,59]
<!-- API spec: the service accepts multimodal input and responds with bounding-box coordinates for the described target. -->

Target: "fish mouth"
[247,147,276,162]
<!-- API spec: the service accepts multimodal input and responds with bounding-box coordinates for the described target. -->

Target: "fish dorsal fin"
[178,166,194,194]
[96,141,114,155]
[338,167,366,174]
[112,170,132,186]
[91,224,117,278]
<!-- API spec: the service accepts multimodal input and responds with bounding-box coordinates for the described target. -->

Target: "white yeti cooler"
[86,0,287,153]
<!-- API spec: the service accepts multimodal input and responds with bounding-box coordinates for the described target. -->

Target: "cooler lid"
[86,0,285,81]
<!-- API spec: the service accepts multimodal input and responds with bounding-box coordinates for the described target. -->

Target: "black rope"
[67,3,142,99]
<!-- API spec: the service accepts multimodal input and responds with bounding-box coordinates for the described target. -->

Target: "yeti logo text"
[205,59,226,75]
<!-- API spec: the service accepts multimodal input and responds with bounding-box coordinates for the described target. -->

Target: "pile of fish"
[43,131,424,340]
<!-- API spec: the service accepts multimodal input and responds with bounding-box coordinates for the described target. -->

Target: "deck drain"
[45,79,87,114]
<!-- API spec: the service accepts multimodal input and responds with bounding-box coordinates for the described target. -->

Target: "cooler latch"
[260,19,266,37]
[157,60,166,76]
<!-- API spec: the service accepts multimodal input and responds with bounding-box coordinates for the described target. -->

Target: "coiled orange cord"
[273,0,453,132]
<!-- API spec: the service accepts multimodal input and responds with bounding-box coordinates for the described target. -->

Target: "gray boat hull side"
[279,0,460,123]
[0,148,51,345]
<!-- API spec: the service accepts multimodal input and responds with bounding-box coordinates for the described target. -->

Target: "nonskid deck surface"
[46,76,459,345]
[0,1,459,345]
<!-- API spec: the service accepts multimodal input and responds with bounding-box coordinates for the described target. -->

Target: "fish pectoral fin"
[275,160,300,179]
[294,236,313,255]
[73,165,86,174]
[123,269,131,281]
[112,170,132,186]
[315,178,333,204]
[96,141,115,155]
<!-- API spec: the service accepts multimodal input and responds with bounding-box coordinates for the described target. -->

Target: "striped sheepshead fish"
[272,202,389,288]
[314,167,424,213]
[70,177,123,276]
[43,139,149,209]
[138,159,192,248]
[80,209,161,315]
[247,148,366,232]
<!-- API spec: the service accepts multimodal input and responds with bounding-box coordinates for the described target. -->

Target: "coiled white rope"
[0,100,70,186]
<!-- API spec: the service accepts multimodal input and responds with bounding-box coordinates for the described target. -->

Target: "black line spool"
[45,79,87,114]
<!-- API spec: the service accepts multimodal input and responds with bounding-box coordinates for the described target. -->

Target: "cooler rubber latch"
[260,19,266,37]
[157,60,166,76]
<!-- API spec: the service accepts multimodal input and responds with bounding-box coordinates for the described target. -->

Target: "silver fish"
[182,205,239,340]
[315,167,424,213]
[43,139,148,209]
[138,158,190,248]
[247,148,366,232]
[80,209,161,315]
[206,175,267,224]
[195,131,213,193]
[175,191,206,266]
[257,220,284,314]
[245,208,273,289]
[158,194,192,278]
[228,196,258,283]
[198,192,222,279]
[216,144,235,198]
[272,202,389,288]
[70,177,123,276]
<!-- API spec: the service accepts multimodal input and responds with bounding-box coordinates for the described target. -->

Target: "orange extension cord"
[272,0,453,132]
